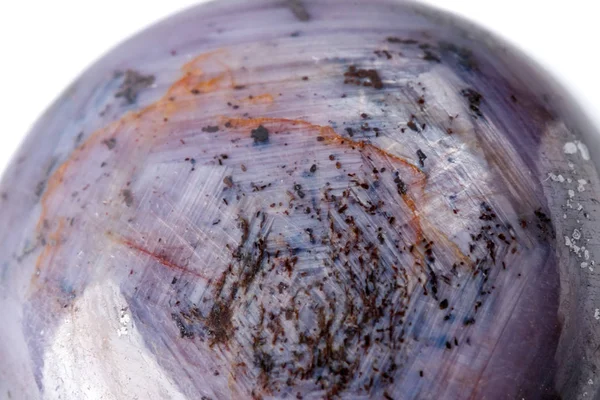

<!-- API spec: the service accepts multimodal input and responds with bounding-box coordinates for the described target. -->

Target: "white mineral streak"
[577,141,591,160]
[42,282,186,400]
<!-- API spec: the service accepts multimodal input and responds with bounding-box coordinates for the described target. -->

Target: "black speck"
[439,299,448,310]
[172,313,194,339]
[439,41,478,71]
[35,181,46,197]
[115,69,155,104]
[287,0,310,21]
[121,189,133,207]
[202,125,219,133]
[387,37,418,45]
[251,125,269,143]
[394,173,408,195]
[75,131,84,145]
[417,149,427,167]
[102,138,117,150]
[254,350,274,374]
[423,50,441,63]
[461,88,483,117]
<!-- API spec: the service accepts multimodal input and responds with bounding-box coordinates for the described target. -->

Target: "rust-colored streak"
[32,50,234,283]
[221,116,474,272]
[165,50,234,98]
[223,116,317,130]
[223,116,425,180]
[223,116,428,239]
[192,73,228,93]
[32,46,469,291]
[240,93,274,105]
[120,237,208,280]
[32,217,67,285]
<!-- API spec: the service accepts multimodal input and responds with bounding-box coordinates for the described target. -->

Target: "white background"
[0,1,598,177]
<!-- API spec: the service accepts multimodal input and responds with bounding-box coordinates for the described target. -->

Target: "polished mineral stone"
[1,1,600,399]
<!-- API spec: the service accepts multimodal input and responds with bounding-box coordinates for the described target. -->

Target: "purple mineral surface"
[1,1,600,399]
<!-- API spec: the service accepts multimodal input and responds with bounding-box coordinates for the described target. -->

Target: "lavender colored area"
[0,1,599,399]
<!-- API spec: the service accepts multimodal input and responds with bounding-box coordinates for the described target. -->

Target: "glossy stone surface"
[1,1,600,399]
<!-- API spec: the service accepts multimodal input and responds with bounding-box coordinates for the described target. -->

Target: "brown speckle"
[207,301,233,344]
[439,299,449,310]
[223,176,234,188]
[344,65,383,90]
[121,189,134,207]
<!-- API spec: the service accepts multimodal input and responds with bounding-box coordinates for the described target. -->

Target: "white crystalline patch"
[564,141,591,160]
[564,142,578,154]
[548,173,565,183]
[565,236,583,256]
[42,282,186,400]
[578,179,588,192]
[568,189,575,199]
[572,229,582,241]
[595,309,600,321]
[117,308,131,337]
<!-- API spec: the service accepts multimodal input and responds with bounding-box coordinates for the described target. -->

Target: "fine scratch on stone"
[287,0,310,21]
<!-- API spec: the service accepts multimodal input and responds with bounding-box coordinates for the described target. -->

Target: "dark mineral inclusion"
[1,0,600,399]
